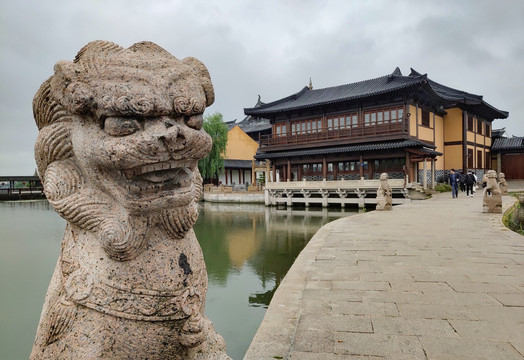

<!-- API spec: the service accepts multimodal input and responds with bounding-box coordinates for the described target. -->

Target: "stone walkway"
[243,191,524,360]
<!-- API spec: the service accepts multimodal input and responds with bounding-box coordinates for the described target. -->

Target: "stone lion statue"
[483,170,502,213]
[376,172,392,211]
[31,41,231,359]
[499,172,508,195]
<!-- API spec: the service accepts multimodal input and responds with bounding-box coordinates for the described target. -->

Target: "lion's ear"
[182,57,215,107]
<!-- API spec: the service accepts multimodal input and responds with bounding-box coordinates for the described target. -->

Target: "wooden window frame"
[467,116,474,132]
[467,148,474,168]
[421,110,430,127]
[477,150,482,169]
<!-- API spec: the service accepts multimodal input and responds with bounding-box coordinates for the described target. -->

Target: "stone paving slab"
[243,192,524,360]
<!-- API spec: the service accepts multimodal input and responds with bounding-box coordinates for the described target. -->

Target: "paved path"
[244,191,524,360]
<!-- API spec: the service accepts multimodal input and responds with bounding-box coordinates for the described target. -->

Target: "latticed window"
[421,110,430,127]
[477,150,482,169]
[467,116,474,131]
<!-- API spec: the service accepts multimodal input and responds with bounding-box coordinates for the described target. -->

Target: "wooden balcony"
[260,121,408,149]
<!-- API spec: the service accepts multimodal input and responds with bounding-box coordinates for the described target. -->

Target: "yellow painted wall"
[467,132,475,143]
[225,125,259,160]
[418,126,433,143]
[443,108,463,142]
[491,153,497,170]
[444,145,463,170]
[408,105,418,136]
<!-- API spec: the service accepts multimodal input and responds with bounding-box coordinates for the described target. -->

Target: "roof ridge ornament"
[308,77,313,90]
[387,67,402,82]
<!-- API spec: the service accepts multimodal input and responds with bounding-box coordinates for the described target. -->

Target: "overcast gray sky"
[1,0,523,175]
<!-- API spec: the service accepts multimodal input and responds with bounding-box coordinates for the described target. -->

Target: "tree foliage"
[198,112,228,180]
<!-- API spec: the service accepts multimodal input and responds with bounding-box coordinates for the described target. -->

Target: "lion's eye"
[103,117,141,136]
[186,115,203,130]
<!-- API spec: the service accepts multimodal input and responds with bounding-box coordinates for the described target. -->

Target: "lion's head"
[34,41,214,261]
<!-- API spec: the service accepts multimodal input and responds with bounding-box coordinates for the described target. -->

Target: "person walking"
[459,171,466,192]
[449,169,460,198]
[465,171,475,197]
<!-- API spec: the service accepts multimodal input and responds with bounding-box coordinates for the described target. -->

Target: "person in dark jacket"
[459,171,466,192]
[465,171,475,197]
[449,169,460,198]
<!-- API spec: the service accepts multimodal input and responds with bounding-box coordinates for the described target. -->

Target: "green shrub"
[434,183,452,192]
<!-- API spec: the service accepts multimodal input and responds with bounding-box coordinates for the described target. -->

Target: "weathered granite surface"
[31,41,231,359]
[376,173,393,211]
[483,170,502,214]
[499,172,509,195]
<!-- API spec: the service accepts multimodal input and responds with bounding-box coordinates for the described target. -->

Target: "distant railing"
[260,121,407,147]
[0,186,44,195]
[0,176,44,198]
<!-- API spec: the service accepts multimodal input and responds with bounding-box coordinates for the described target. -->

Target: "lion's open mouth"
[121,160,197,195]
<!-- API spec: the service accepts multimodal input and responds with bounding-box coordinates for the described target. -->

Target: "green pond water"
[0,200,359,359]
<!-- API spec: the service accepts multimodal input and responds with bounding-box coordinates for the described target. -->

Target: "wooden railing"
[260,121,407,147]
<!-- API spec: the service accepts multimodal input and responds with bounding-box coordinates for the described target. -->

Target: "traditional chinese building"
[217,122,261,186]
[491,129,524,180]
[244,68,508,186]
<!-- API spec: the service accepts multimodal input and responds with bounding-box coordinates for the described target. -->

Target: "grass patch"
[434,183,452,192]
[502,194,524,236]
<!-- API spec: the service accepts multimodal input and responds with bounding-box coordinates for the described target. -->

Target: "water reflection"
[194,203,357,359]
[1,200,357,360]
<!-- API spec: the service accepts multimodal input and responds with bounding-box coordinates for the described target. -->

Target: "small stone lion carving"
[376,172,392,211]
[483,170,502,214]
[499,172,508,195]
[31,41,231,360]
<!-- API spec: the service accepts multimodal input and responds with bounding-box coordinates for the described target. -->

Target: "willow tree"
[198,112,228,182]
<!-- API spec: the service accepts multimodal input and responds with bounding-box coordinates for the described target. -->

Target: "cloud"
[1,0,522,175]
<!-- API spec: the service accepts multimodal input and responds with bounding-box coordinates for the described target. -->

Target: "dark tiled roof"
[225,120,237,130]
[255,139,441,160]
[0,176,41,181]
[491,137,524,152]
[491,128,506,139]
[238,96,272,133]
[245,67,508,120]
[224,159,255,169]
[237,117,271,133]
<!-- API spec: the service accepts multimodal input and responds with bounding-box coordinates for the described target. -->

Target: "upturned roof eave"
[244,81,424,117]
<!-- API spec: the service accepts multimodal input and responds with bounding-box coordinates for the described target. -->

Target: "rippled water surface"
[0,200,358,359]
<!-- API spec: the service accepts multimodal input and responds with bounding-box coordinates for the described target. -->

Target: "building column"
[287,159,291,181]
[322,157,327,180]
[405,152,411,185]
[272,163,276,182]
[266,160,271,183]
[252,160,255,185]
[431,158,436,189]
[423,158,427,190]
[359,154,364,179]
[497,153,501,173]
